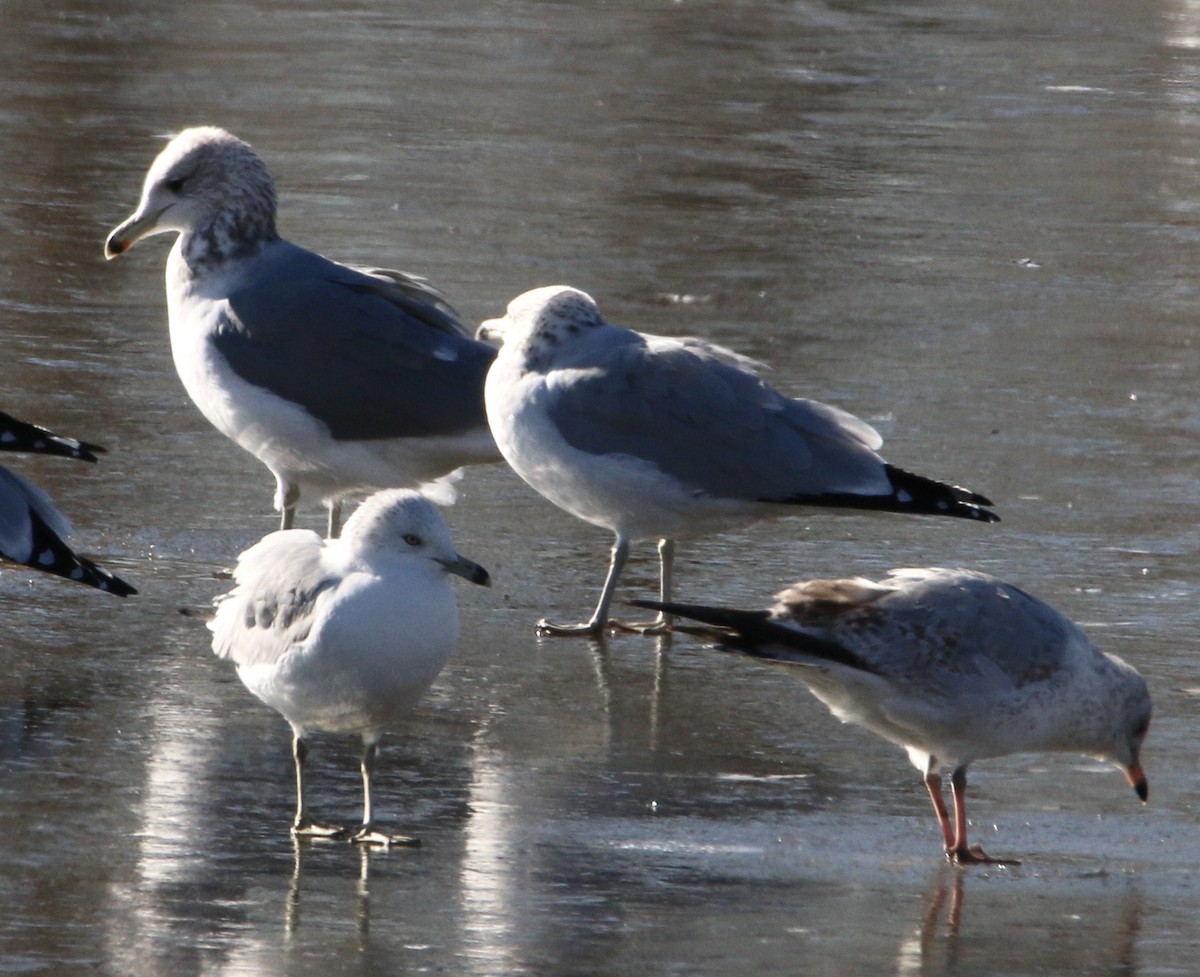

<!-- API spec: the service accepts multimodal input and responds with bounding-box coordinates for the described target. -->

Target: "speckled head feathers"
[106,126,278,265]
[477,285,607,371]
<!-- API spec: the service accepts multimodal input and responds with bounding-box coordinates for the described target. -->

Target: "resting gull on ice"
[105,126,499,536]
[210,488,490,846]
[0,410,135,596]
[633,567,1151,864]
[478,285,998,636]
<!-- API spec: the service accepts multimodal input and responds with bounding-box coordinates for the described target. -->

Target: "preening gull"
[0,410,135,596]
[210,488,490,846]
[105,126,500,536]
[478,285,997,636]
[633,567,1151,864]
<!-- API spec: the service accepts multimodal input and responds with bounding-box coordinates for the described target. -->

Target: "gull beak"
[104,206,167,260]
[1125,762,1148,803]
[475,317,507,345]
[440,554,491,587]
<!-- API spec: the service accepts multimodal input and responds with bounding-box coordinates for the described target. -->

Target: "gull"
[632,567,1151,864]
[0,410,135,596]
[210,488,490,846]
[105,126,500,536]
[478,285,998,636]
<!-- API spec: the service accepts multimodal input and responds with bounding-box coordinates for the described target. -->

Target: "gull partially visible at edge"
[0,409,135,596]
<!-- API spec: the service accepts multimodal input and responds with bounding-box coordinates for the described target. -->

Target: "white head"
[340,489,491,587]
[476,285,608,371]
[105,126,277,266]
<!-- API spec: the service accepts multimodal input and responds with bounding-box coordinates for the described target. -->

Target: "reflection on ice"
[461,742,523,977]
[895,868,1145,977]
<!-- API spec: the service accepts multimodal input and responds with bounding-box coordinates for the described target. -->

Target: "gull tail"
[629,598,877,673]
[771,464,998,523]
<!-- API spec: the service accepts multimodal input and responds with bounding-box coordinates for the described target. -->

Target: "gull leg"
[290,734,347,839]
[276,478,299,532]
[947,764,1017,866]
[351,741,420,848]
[326,500,343,539]
[923,766,956,853]
[537,535,631,637]
[612,538,676,634]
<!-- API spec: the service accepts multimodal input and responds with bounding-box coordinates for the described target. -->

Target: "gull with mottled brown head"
[633,567,1151,864]
[478,285,998,636]
[210,488,490,846]
[0,409,135,596]
[105,126,500,536]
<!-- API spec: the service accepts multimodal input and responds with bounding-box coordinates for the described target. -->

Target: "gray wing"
[210,530,338,668]
[213,240,495,441]
[544,331,891,501]
[795,569,1078,695]
[0,466,71,552]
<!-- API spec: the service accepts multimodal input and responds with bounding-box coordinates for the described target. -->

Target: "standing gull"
[0,410,135,596]
[478,285,998,636]
[633,568,1151,864]
[209,488,490,846]
[105,126,500,536]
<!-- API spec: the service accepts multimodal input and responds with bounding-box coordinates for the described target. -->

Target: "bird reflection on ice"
[286,840,372,940]
[894,868,1144,977]
[894,870,965,976]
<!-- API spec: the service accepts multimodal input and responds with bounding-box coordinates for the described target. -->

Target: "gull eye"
[402,533,421,547]
[164,177,186,194]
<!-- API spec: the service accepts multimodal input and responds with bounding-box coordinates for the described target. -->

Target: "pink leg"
[948,765,1018,866]
[923,767,956,852]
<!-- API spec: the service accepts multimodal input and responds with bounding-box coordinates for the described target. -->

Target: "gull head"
[105,126,278,263]
[1105,662,1152,803]
[341,489,491,587]
[476,285,607,370]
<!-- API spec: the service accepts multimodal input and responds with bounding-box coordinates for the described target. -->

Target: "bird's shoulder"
[210,530,342,666]
[220,240,475,353]
[541,330,775,430]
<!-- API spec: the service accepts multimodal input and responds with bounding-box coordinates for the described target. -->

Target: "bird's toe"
[291,819,350,841]
[534,617,607,638]
[948,844,1019,867]
[351,826,421,848]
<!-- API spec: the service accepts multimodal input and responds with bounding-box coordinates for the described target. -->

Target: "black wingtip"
[769,464,999,523]
[0,411,106,463]
[73,441,106,463]
[631,598,880,673]
[14,509,137,597]
[630,598,771,631]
